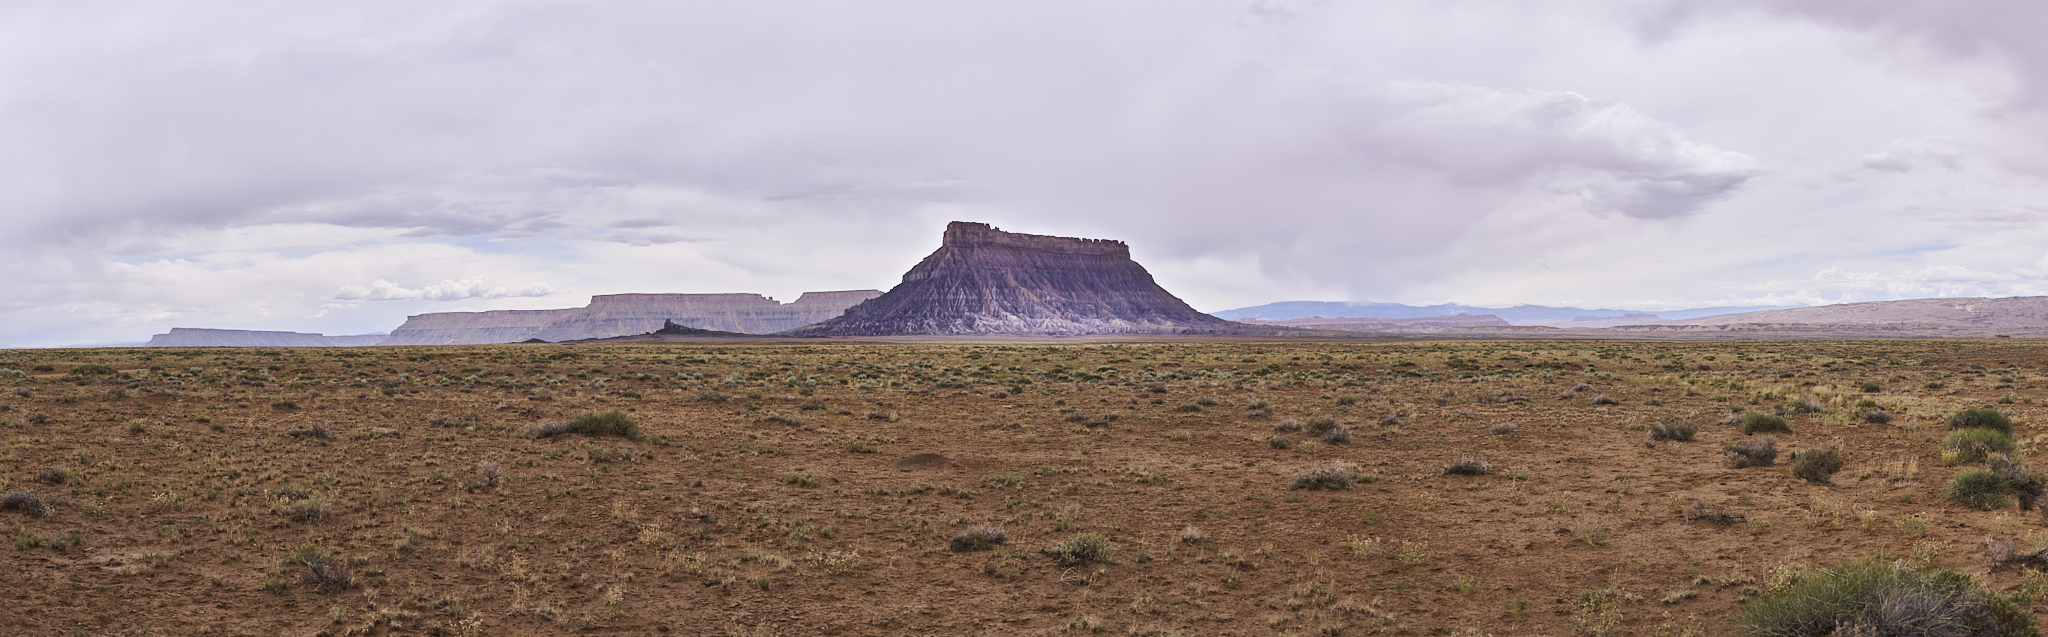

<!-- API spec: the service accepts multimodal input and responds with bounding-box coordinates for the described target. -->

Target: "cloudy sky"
[4,1,2046,346]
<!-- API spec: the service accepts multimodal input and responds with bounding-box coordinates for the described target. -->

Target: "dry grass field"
[5,338,2048,636]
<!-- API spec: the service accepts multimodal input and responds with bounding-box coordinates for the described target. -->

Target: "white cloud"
[1857,137,1966,173]
[334,277,554,302]
[0,1,2045,345]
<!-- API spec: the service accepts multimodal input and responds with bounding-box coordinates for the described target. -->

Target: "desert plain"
[4,338,2048,636]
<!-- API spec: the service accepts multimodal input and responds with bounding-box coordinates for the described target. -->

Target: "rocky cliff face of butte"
[783,222,1250,336]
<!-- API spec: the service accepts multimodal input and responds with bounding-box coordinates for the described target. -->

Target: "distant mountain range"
[1209,301,1802,324]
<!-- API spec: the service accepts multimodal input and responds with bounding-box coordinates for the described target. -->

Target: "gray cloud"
[0,0,2043,345]
[334,277,554,302]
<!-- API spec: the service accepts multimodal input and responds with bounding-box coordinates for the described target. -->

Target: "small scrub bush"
[284,498,333,523]
[698,391,730,403]
[1319,424,1352,444]
[1740,412,1792,435]
[565,410,640,439]
[1055,533,1112,566]
[1950,408,2015,436]
[1268,436,1291,450]
[286,424,333,440]
[1441,458,1491,476]
[1646,417,1696,443]
[1781,398,1824,415]
[1789,445,1845,484]
[1859,381,1882,393]
[1993,456,2046,510]
[1942,428,2017,464]
[1732,558,2034,636]
[37,467,74,485]
[1290,463,1354,490]
[1,490,59,516]
[476,461,504,487]
[1682,500,1744,526]
[1859,409,1894,424]
[291,544,356,592]
[950,527,1009,552]
[1948,468,2014,510]
[1726,436,1779,468]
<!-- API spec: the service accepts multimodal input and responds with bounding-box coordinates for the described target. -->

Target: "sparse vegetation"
[1950,408,2014,436]
[949,527,1008,552]
[1646,417,1696,443]
[291,544,356,592]
[1740,412,1792,435]
[1789,445,1844,484]
[3,338,2044,635]
[1948,468,2015,510]
[566,410,641,439]
[1055,533,1112,566]
[1943,428,2017,464]
[1727,436,1779,468]
[1441,458,1490,476]
[1733,558,2034,636]
[1291,463,1354,490]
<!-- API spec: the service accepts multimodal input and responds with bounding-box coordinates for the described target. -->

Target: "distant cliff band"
[144,290,883,346]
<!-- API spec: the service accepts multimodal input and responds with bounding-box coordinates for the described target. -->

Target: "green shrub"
[1740,412,1792,435]
[1055,533,1112,566]
[565,410,640,439]
[1951,408,2015,436]
[1859,381,1882,393]
[1943,428,2017,463]
[1789,446,1844,484]
[1948,468,2014,510]
[1732,558,2033,636]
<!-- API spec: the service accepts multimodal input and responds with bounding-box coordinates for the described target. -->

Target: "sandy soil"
[2,338,2046,636]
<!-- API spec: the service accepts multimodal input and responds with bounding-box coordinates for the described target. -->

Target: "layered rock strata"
[379,309,582,346]
[783,222,1249,336]
[381,290,883,345]
[146,328,387,348]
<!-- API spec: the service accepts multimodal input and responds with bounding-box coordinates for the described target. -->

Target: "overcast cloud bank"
[2,1,2046,346]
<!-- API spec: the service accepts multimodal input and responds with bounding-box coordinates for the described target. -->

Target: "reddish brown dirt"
[1,339,2045,636]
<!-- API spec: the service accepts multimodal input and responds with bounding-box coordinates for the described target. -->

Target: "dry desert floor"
[4,338,2048,636]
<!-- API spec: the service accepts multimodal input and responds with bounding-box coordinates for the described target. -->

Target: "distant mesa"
[150,290,881,347]
[782,222,1257,337]
[381,290,882,345]
[145,328,387,348]
[1235,315,1511,331]
[1212,301,1798,324]
[1662,297,2048,328]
